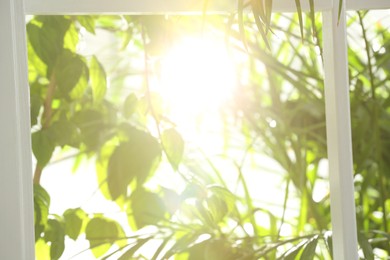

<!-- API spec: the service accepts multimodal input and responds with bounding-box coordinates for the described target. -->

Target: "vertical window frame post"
[0,0,35,259]
[323,1,359,259]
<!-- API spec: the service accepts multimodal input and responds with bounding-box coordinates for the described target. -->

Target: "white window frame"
[1,0,389,259]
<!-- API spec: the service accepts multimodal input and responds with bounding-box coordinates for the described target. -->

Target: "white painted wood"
[25,0,332,14]
[7,0,390,259]
[0,0,36,259]
[25,0,235,14]
[347,0,390,10]
[322,2,359,260]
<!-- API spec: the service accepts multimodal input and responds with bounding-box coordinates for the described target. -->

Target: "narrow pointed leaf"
[295,0,304,40]
[338,0,343,25]
[309,0,316,38]
[118,238,151,260]
[265,0,273,33]
[300,237,318,260]
[238,0,248,51]
[358,232,374,260]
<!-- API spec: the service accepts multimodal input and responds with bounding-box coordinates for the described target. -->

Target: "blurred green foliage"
[28,9,390,260]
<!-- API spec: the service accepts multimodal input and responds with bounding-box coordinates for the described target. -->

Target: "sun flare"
[160,37,236,122]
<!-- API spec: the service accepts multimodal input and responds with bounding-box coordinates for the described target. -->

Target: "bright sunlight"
[160,36,236,121]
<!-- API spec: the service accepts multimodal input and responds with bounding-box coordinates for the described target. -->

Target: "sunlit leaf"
[54,50,85,95]
[123,93,138,118]
[35,238,50,260]
[27,16,71,68]
[64,22,79,52]
[207,185,236,213]
[300,236,318,260]
[49,119,80,147]
[34,185,50,241]
[44,218,65,260]
[32,129,55,167]
[90,56,107,103]
[162,233,201,259]
[69,64,89,99]
[63,208,87,241]
[161,128,185,171]
[204,239,236,260]
[77,16,96,34]
[107,128,161,200]
[85,217,119,258]
[205,195,228,222]
[118,238,151,260]
[282,240,307,260]
[130,188,166,229]
[72,109,105,149]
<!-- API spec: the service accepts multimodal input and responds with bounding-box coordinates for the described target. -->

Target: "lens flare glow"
[160,37,236,123]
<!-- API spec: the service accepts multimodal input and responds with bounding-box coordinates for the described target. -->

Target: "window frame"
[2,0,388,259]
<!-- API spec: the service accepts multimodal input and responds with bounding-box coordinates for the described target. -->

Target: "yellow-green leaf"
[90,56,107,103]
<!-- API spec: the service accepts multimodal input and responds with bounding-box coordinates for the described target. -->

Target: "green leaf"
[358,232,374,260]
[205,194,228,222]
[32,129,55,167]
[204,239,236,260]
[49,119,80,147]
[34,185,50,241]
[130,188,166,229]
[107,142,138,200]
[27,16,71,68]
[90,56,107,103]
[207,186,236,213]
[118,238,151,260]
[30,93,42,127]
[251,0,270,49]
[63,208,86,241]
[77,16,96,34]
[309,0,316,37]
[162,233,201,259]
[107,128,161,200]
[294,0,304,40]
[161,128,184,170]
[72,109,105,149]
[300,236,318,260]
[265,0,273,33]
[35,238,50,260]
[27,40,47,81]
[96,141,118,202]
[282,240,307,260]
[54,50,85,95]
[44,218,65,260]
[69,65,89,99]
[338,0,343,25]
[85,217,119,258]
[64,22,79,52]
[123,93,138,118]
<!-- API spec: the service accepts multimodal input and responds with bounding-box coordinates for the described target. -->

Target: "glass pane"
[27,13,332,259]
[347,9,390,259]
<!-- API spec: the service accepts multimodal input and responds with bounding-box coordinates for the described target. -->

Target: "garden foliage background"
[28,8,390,260]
